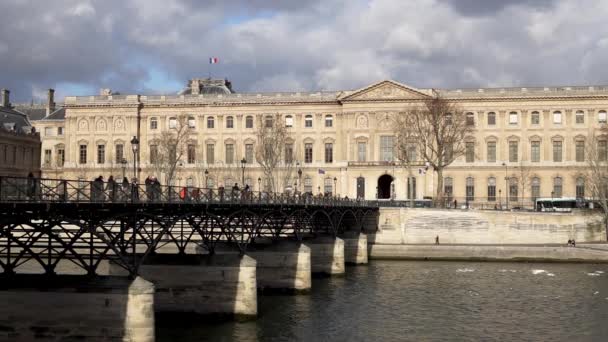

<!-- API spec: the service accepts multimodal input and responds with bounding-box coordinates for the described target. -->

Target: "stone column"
[306,236,345,276]
[0,275,155,342]
[341,231,368,265]
[247,240,312,294]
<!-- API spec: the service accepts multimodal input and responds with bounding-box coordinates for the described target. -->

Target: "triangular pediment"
[340,80,431,101]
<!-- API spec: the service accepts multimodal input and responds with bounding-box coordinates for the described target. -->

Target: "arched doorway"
[377,174,393,199]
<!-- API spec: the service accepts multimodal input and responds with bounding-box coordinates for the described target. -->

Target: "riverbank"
[369,243,608,263]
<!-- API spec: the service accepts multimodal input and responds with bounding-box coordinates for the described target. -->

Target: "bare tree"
[255,114,293,192]
[401,95,474,206]
[395,112,419,207]
[517,160,532,208]
[586,133,608,239]
[150,114,192,185]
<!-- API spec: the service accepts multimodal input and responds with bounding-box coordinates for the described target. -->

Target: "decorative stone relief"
[355,84,420,100]
[356,115,368,128]
[78,119,89,131]
[114,118,125,131]
[96,119,107,131]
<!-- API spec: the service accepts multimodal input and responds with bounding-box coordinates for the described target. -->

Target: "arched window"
[169,117,177,129]
[325,115,333,127]
[207,116,215,129]
[285,115,293,128]
[188,116,196,128]
[487,177,496,202]
[553,177,563,198]
[466,177,475,202]
[150,117,158,130]
[305,115,313,128]
[509,177,518,202]
[226,116,234,129]
[576,177,585,198]
[509,111,518,125]
[553,111,562,124]
[575,111,585,124]
[245,115,254,128]
[487,112,496,125]
[466,112,475,126]
[531,177,541,201]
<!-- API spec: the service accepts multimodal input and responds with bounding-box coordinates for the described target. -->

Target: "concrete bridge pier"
[247,240,312,294]
[306,236,345,276]
[110,253,257,321]
[341,232,369,265]
[0,275,155,342]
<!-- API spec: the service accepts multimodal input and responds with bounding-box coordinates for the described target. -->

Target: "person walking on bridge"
[106,175,116,202]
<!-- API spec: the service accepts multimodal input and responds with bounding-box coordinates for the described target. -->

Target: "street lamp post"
[121,158,127,179]
[204,169,209,188]
[499,189,502,210]
[258,177,262,192]
[130,136,139,181]
[240,158,246,186]
[333,177,337,197]
[297,165,302,193]
[502,162,509,210]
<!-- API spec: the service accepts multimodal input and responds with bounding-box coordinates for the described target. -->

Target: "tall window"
[445,113,452,125]
[79,145,87,164]
[149,145,158,164]
[285,115,293,128]
[487,112,496,126]
[531,141,541,162]
[226,116,234,128]
[509,177,518,202]
[305,115,313,128]
[576,177,585,198]
[58,127,64,135]
[325,115,333,127]
[245,144,254,163]
[57,147,65,167]
[466,112,475,126]
[553,111,562,124]
[225,144,234,164]
[285,144,293,163]
[406,144,417,162]
[265,115,273,128]
[531,177,540,202]
[487,177,496,202]
[169,117,177,129]
[487,141,496,163]
[97,144,105,164]
[553,141,562,162]
[187,144,196,164]
[466,177,475,202]
[44,149,52,166]
[599,140,608,161]
[531,111,540,125]
[380,136,394,161]
[465,142,475,163]
[188,117,196,128]
[358,142,366,162]
[206,144,215,164]
[304,176,313,193]
[575,141,585,162]
[305,143,313,163]
[115,144,124,163]
[324,178,333,195]
[444,177,453,200]
[407,177,416,199]
[509,112,518,125]
[509,141,518,162]
[553,177,563,198]
[150,117,158,130]
[599,111,607,124]
[245,116,254,128]
[207,116,214,129]
[576,111,585,124]
[325,143,333,163]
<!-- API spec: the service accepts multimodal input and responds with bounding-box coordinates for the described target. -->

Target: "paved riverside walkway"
[369,243,608,263]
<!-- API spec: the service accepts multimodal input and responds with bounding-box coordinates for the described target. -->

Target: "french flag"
[318,169,325,175]
[209,57,219,64]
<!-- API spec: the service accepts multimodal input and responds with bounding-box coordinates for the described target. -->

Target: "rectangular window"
[532,184,540,201]
[553,112,562,124]
[225,144,234,164]
[599,141,607,161]
[487,113,496,125]
[97,145,105,164]
[305,143,313,163]
[57,148,65,167]
[304,177,312,193]
[245,144,254,163]
[487,184,496,202]
[465,142,474,163]
[599,111,607,124]
[325,143,333,163]
[305,115,313,128]
[44,149,52,166]
[324,178,333,195]
[380,136,394,162]
[531,112,540,125]
[150,118,158,130]
[509,141,518,162]
[530,141,540,162]
[466,179,475,202]
[79,145,87,164]
[168,118,177,129]
[576,111,585,124]
[509,112,518,125]
[187,144,196,164]
[246,116,253,128]
[115,144,124,164]
[58,127,64,135]
[406,144,417,162]
[575,141,585,162]
[206,144,215,164]
[285,144,293,164]
[487,141,496,163]
[357,142,366,162]
[44,127,54,136]
[553,141,562,162]
[149,145,158,164]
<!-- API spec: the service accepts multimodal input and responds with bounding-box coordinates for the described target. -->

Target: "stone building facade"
[33,78,608,205]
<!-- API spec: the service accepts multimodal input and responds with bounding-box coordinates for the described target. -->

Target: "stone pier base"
[342,232,369,265]
[0,275,155,342]
[112,253,257,320]
[247,241,312,294]
[307,236,345,276]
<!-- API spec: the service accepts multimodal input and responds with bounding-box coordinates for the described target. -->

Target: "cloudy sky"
[2,0,608,102]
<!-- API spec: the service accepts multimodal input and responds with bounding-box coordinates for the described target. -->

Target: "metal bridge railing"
[0,176,377,208]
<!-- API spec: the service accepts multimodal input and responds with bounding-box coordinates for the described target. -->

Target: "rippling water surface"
[158,261,608,341]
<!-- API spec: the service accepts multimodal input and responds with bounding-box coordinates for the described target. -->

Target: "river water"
[158,261,608,342]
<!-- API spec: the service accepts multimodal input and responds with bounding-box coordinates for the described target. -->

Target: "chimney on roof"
[1,89,9,108]
[46,88,56,116]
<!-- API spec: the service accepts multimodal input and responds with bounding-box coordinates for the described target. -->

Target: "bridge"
[0,176,378,341]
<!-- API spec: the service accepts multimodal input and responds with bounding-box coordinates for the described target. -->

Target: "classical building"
[0,89,41,177]
[27,78,608,205]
